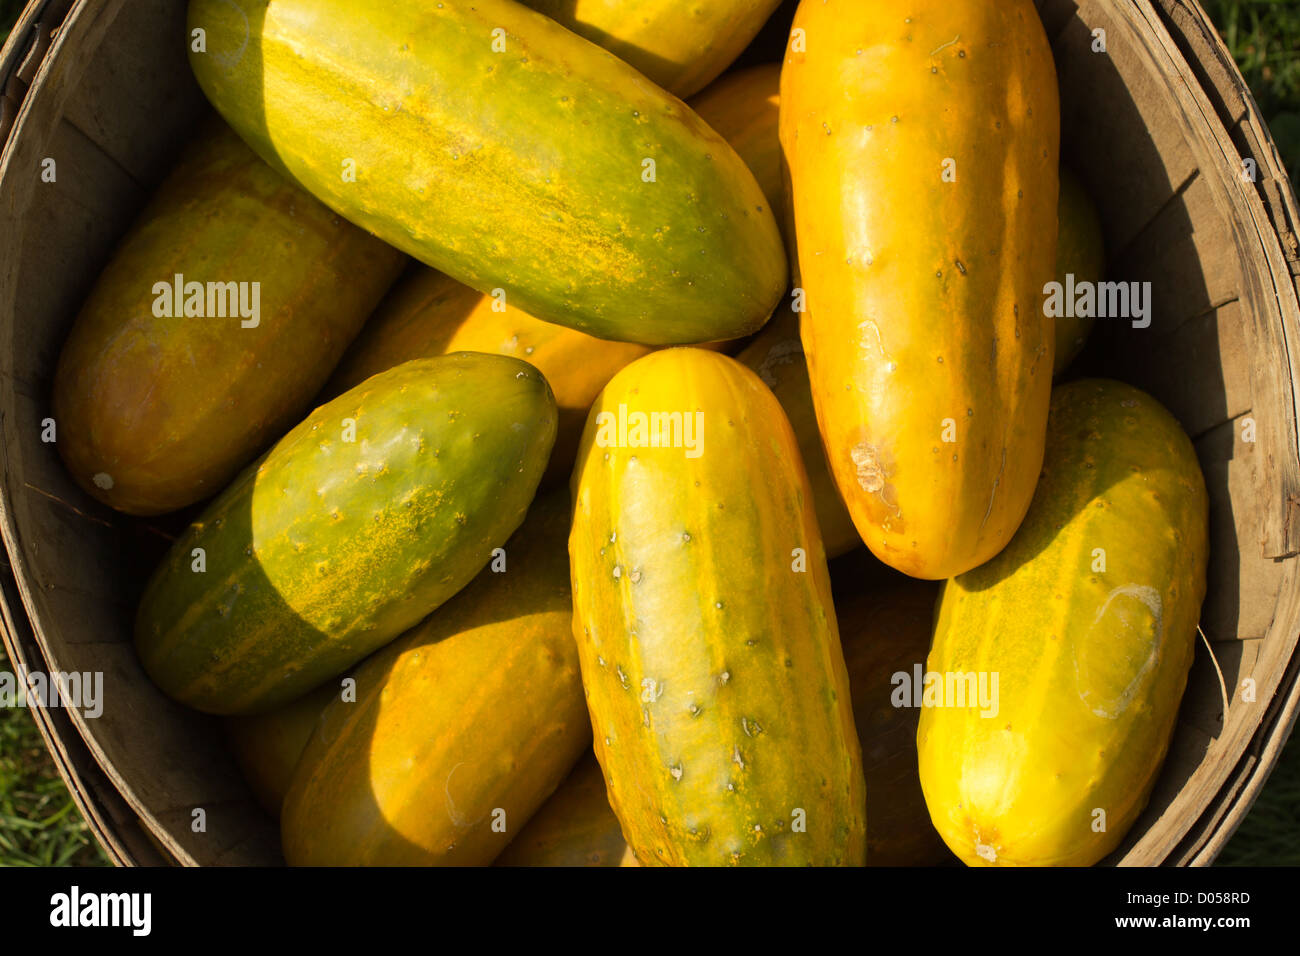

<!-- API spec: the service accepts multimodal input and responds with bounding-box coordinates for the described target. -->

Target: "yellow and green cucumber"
[918,379,1209,866]
[570,348,865,865]
[188,0,786,345]
[52,119,405,515]
[281,492,589,866]
[135,353,556,715]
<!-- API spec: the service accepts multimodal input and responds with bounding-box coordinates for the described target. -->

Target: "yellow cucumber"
[781,0,1060,579]
[569,348,866,866]
[918,379,1209,866]
[281,492,589,866]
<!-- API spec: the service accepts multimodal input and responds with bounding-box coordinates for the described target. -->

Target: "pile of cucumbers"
[51,0,1207,866]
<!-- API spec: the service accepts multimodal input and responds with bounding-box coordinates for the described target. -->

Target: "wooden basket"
[0,0,1297,866]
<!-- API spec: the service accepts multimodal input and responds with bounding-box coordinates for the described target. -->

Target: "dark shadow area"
[730,0,799,71]
[830,555,960,866]
[522,0,691,90]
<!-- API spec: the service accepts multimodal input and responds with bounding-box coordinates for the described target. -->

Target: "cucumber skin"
[187,0,787,346]
[919,379,1209,866]
[569,348,866,866]
[135,353,557,716]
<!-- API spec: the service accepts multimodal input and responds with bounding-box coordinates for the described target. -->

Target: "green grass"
[0,652,109,866]
[1205,0,1300,183]
[0,0,21,47]
[0,0,1297,869]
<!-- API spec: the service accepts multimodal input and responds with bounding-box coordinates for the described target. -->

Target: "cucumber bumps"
[569,349,865,865]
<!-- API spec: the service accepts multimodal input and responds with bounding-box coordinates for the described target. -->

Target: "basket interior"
[0,0,1297,865]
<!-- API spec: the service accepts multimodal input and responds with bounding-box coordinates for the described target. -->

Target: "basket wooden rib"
[0,0,1295,866]
[1039,0,1300,864]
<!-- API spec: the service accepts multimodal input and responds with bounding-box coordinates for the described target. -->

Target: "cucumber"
[918,379,1209,866]
[187,0,786,345]
[135,353,557,715]
[570,348,866,865]
[52,119,405,515]
[521,0,784,98]
[281,492,589,866]
[781,0,1059,579]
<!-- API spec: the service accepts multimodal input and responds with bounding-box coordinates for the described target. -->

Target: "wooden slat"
[0,0,280,867]
[9,118,146,383]
[0,554,168,865]
[1151,1,1300,279]
[1111,172,1243,335]
[1196,417,1285,642]
[1109,300,1251,440]
[1153,0,1251,130]
[1054,4,1201,254]
[1193,634,1300,863]
[0,1,77,144]
[56,0,205,185]
[1180,636,1261,740]
[1113,2,1300,562]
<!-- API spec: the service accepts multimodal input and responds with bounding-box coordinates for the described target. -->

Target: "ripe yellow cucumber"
[520,1,783,98]
[188,0,786,346]
[224,683,337,818]
[831,560,952,866]
[738,305,858,558]
[52,119,405,515]
[570,348,866,866]
[1053,167,1107,376]
[781,0,1060,579]
[135,353,557,715]
[918,379,1209,866]
[281,492,589,866]
[495,753,627,866]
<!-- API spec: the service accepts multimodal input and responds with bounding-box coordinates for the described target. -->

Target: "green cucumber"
[135,353,557,715]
